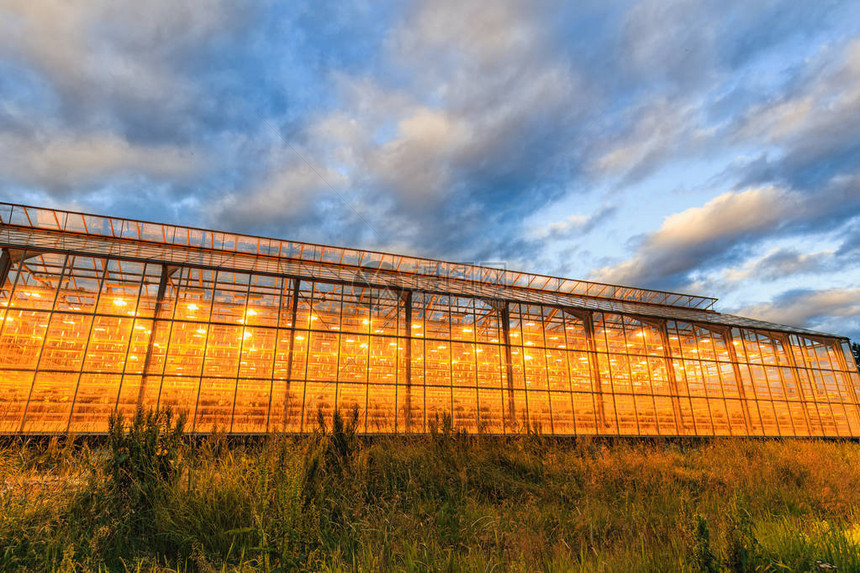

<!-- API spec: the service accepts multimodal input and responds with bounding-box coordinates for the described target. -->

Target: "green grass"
[1,410,859,572]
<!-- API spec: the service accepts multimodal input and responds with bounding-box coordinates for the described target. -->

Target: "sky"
[1,0,860,340]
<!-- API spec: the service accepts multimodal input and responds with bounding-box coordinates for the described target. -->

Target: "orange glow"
[0,203,859,436]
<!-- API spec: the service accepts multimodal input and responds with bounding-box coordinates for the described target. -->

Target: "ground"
[1,410,859,572]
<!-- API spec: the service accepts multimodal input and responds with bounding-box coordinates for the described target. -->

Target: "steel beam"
[563,308,608,432]
[283,278,302,429]
[138,264,177,408]
[402,289,413,431]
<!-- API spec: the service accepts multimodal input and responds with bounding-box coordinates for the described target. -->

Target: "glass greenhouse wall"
[1,203,859,436]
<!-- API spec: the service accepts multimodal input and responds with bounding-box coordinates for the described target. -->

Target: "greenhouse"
[1,203,858,437]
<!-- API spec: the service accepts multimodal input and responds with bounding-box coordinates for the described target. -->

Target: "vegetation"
[2,409,860,572]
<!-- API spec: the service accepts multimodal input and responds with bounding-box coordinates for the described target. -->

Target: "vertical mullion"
[113,262,149,415]
[283,278,301,431]
[264,276,285,434]
[748,334,780,437]
[2,250,32,433]
[655,320,684,435]
[20,253,69,433]
[138,264,173,407]
[471,300,480,434]
[189,268,216,432]
[537,306,553,435]
[620,320,642,436]
[723,327,753,435]
[66,258,110,433]
[404,290,413,432]
[229,275,253,433]
[499,302,515,433]
[560,311,581,435]
[299,281,313,433]
[363,288,371,434]
[334,284,345,419]
[776,333,811,436]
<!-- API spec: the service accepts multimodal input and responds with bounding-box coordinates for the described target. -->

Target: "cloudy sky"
[2,1,860,339]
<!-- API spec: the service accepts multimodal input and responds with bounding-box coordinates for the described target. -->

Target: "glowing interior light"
[412,323,421,329]
[27,292,41,298]
[359,343,368,348]
[462,328,473,332]
[134,325,146,330]
[526,322,535,326]
[491,339,499,343]
[196,329,207,334]
[187,303,199,311]
[296,335,305,340]
[346,339,355,343]
[524,355,533,360]
[243,331,252,339]
[3,316,13,322]
[362,319,370,325]
[246,309,258,316]
[309,315,317,320]
[113,299,127,307]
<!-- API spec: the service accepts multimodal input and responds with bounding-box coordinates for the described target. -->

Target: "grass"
[1,410,859,572]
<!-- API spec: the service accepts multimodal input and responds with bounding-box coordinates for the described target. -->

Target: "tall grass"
[1,410,859,571]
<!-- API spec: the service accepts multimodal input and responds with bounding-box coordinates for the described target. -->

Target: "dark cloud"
[737,287,860,341]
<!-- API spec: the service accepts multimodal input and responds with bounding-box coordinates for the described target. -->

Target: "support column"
[563,309,607,432]
[283,278,301,429]
[723,327,754,434]
[138,264,177,408]
[648,318,684,434]
[0,249,11,287]
[0,248,40,288]
[498,302,516,432]
[776,333,812,435]
[401,290,413,431]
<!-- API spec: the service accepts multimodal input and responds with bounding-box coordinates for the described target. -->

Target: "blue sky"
[1,0,860,339]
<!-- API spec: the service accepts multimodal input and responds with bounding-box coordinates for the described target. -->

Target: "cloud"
[590,186,799,288]
[0,0,247,140]
[722,248,837,283]
[201,0,593,260]
[528,204,617,240]
[204,156,349,232]
[0,0,858,344]
[737,287,860,340]
[0,130,203,190]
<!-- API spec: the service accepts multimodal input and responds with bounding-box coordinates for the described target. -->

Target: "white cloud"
[0,131,203,189]
[591,186,798,287]
[722,247,835,283]
[738,287,860,334]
